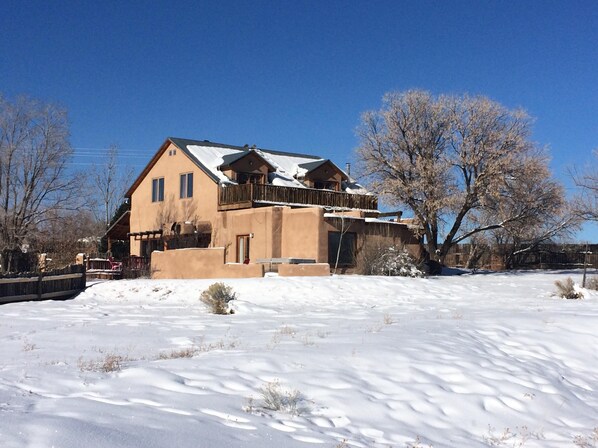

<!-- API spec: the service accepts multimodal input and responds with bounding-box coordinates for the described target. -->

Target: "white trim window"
[152,177,164,202]
[180,172,193,198]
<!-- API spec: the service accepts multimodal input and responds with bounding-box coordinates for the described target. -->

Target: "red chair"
[108,256,122,271]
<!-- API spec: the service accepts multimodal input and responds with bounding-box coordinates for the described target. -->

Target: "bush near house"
[369,247,424,278]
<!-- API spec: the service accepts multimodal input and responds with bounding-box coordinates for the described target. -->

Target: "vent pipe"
[345,163,351,176]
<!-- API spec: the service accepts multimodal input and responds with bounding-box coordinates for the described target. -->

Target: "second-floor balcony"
[218,183,378,212]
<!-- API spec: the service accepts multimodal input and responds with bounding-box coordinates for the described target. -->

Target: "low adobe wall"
[277,263,331,277]
[151,248,264,279]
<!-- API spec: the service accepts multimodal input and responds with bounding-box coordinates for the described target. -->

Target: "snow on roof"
[185,144,241,184]
[177,138,368,193]
[343,181,369,195]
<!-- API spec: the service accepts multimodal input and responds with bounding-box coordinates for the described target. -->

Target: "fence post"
[37,271,43,300]
[81,263,86,289]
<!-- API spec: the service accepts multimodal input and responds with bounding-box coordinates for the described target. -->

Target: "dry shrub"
[259,381,308,415]
[200,282,237,314]
[555,277,583,299]
[586,276,598,291]
[245,381,309,416]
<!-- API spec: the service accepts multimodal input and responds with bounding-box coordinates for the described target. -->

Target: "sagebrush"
[554,277,583,300]
[200,282,237,314]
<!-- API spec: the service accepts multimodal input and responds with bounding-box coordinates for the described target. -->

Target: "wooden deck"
[218,184,377,211]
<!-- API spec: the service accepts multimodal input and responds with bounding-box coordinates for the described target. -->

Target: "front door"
[237,235,250,263]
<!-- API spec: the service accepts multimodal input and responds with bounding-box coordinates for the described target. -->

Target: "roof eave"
[125,139,172,198]
[125,137,222,198]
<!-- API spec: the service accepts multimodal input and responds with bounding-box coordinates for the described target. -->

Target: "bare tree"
[571,149,598,222]
[0,95,79,272]
[356,90,571,264]
[90,144,133,229]
[34,209,104,268]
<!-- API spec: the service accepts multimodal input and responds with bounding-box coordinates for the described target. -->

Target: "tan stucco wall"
[278,263,331,277]
[212,207,284,263]
[280,207,324,261]
[151,248,264,279]
[129,142,219,256]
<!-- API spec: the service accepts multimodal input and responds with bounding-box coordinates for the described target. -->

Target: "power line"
[72,147,149,153]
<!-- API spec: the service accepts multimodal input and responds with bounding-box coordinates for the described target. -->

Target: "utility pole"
[582,243,589,288]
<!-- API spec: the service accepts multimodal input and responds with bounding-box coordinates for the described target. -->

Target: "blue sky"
[2,0,597,240]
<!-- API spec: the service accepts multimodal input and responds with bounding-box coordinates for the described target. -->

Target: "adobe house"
[124,137,420,278]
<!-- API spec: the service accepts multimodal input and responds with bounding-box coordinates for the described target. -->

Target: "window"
[314,180,339,191]
[140,238,163,257]
[180,172,193,198]
[152,177,164,202]
[236,235,250,263]
[237,172,263,184]
[328,232,356,266]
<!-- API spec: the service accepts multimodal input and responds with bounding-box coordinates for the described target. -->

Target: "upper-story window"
[152,177,164,202]
[314,180,339,191]
[237,172,264,185]
[180,172,193,198]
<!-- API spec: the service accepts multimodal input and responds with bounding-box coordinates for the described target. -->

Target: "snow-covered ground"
[1,271,597,448]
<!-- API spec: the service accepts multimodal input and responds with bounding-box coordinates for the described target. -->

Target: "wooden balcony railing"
[218,183,378,211]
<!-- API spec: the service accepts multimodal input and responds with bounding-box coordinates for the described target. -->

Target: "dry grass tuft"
[22,340,36,351]
[406,436,434,448]
[78,354,125,373]
[483,425,543,447]
[574,427,598,448]
[158,347,197,359]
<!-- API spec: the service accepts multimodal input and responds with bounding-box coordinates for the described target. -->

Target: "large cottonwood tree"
[0,95,78,271]
[356,90,571,263]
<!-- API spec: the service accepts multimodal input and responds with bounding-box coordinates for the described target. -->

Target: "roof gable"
[298,159,348,181]
[219,149,275,172]
[125,138,223,198]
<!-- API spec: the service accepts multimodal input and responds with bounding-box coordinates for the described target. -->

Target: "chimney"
[345,163,351,176]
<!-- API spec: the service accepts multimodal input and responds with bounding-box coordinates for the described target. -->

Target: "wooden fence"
[0,264,86,304]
